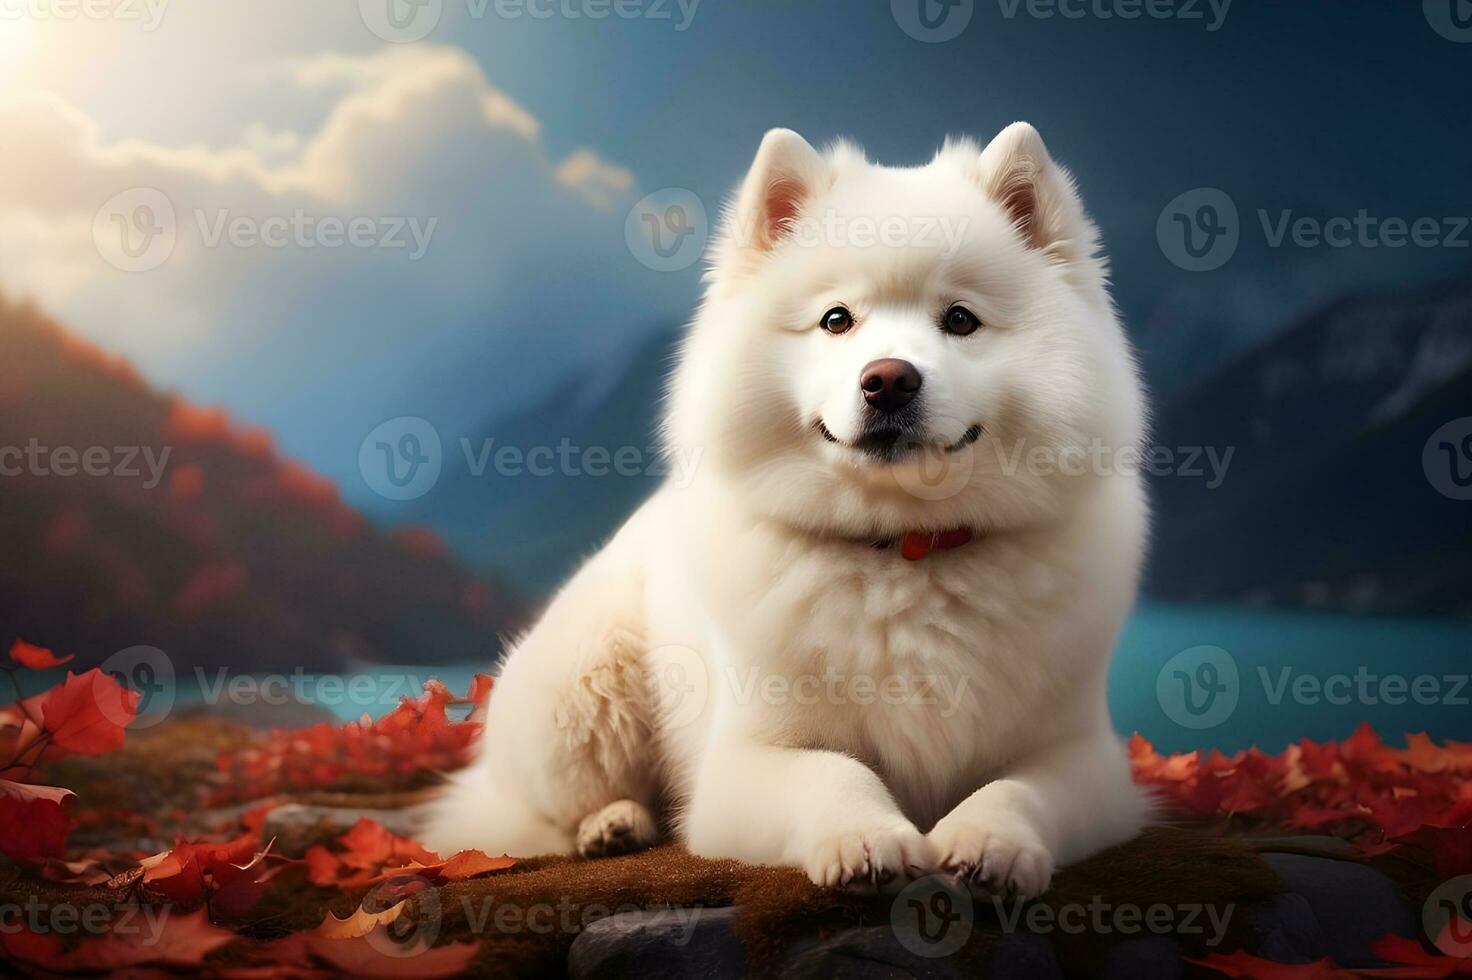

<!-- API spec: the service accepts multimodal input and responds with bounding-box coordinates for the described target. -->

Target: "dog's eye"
[942,305,981,336]
[820,307,854,335]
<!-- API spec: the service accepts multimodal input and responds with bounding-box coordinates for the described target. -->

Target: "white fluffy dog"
[424,123,1150,897]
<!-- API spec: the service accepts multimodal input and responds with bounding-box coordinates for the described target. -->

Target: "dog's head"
[665,124,1144,539]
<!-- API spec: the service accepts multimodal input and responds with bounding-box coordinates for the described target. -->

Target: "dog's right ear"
[731,129,827,252]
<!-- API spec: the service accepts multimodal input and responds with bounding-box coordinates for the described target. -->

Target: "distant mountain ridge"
[410,325,680,594]
[1145,276,1472,617]
[0,298,526,673]
[417,281,1472,618]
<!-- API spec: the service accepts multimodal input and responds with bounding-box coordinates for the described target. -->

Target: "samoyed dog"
[424,123,1149,897]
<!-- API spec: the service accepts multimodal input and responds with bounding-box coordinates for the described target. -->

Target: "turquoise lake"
[20,602,1471,757]
[305,601,1472,755]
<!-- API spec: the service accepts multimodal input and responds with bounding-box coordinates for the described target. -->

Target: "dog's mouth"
[817,420,982,460]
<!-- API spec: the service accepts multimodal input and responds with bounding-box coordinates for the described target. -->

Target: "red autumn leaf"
[306,818,441,888]
[0,690,50,779]
[211,677,483,805]
[141,834,279,914]
[466,673,494,707]
[316,900,409,940]
[41,669,140,755]
[8,638,74,670]
[1363,931,1472,977]
[0,779,74,861]
[1190,950,1361,979]
[1393,825,1472,878]
[363,848,517,887]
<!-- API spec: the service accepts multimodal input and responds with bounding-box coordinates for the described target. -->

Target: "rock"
[568,906,744,980]
[1097,936,1184,980]
[1256,851,1414,967]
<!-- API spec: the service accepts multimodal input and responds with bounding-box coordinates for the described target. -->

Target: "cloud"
[0,44,676,508]
[554,149,636,211]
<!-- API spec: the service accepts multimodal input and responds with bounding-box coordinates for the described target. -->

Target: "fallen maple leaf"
[1190,949,1360,979]
[316,899,409,940]
[141,834,280,915]
[367,849,518,887]
[0,778,74,861]
[305,818,441,887]
[41,669,140,755]
[8,639,74,670]
[1362,931,1472,977]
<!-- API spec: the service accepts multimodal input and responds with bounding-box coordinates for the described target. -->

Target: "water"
[1110,601,1472,754]
[15,603,1470,756]
[360,602,1472,755]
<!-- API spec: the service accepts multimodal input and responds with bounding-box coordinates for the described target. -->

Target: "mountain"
[410,325,681,594]
[0,298,525,673]
[408,279,1472,619]
[1145,276,1472,617]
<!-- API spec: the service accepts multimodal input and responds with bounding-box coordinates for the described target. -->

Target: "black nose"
[860,358,922,413]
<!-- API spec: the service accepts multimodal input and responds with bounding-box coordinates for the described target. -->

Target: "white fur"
[424,123,1151,897]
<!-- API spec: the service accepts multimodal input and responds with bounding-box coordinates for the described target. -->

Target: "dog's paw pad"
[930,820,1054,898]
[577,799,658,858]
[805,824,935,895]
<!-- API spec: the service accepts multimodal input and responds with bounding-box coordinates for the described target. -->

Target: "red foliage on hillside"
[0,298,524,673]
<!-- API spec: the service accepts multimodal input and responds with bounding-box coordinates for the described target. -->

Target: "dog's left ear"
[976,122,1091,263]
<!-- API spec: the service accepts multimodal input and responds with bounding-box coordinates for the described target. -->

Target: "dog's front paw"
[929,817,1054,898]
[804,823,936,894]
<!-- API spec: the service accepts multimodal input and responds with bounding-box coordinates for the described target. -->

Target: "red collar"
[876,528,975,561]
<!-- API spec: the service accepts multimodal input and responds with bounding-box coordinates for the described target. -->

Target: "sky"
[0,0,1468,520]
